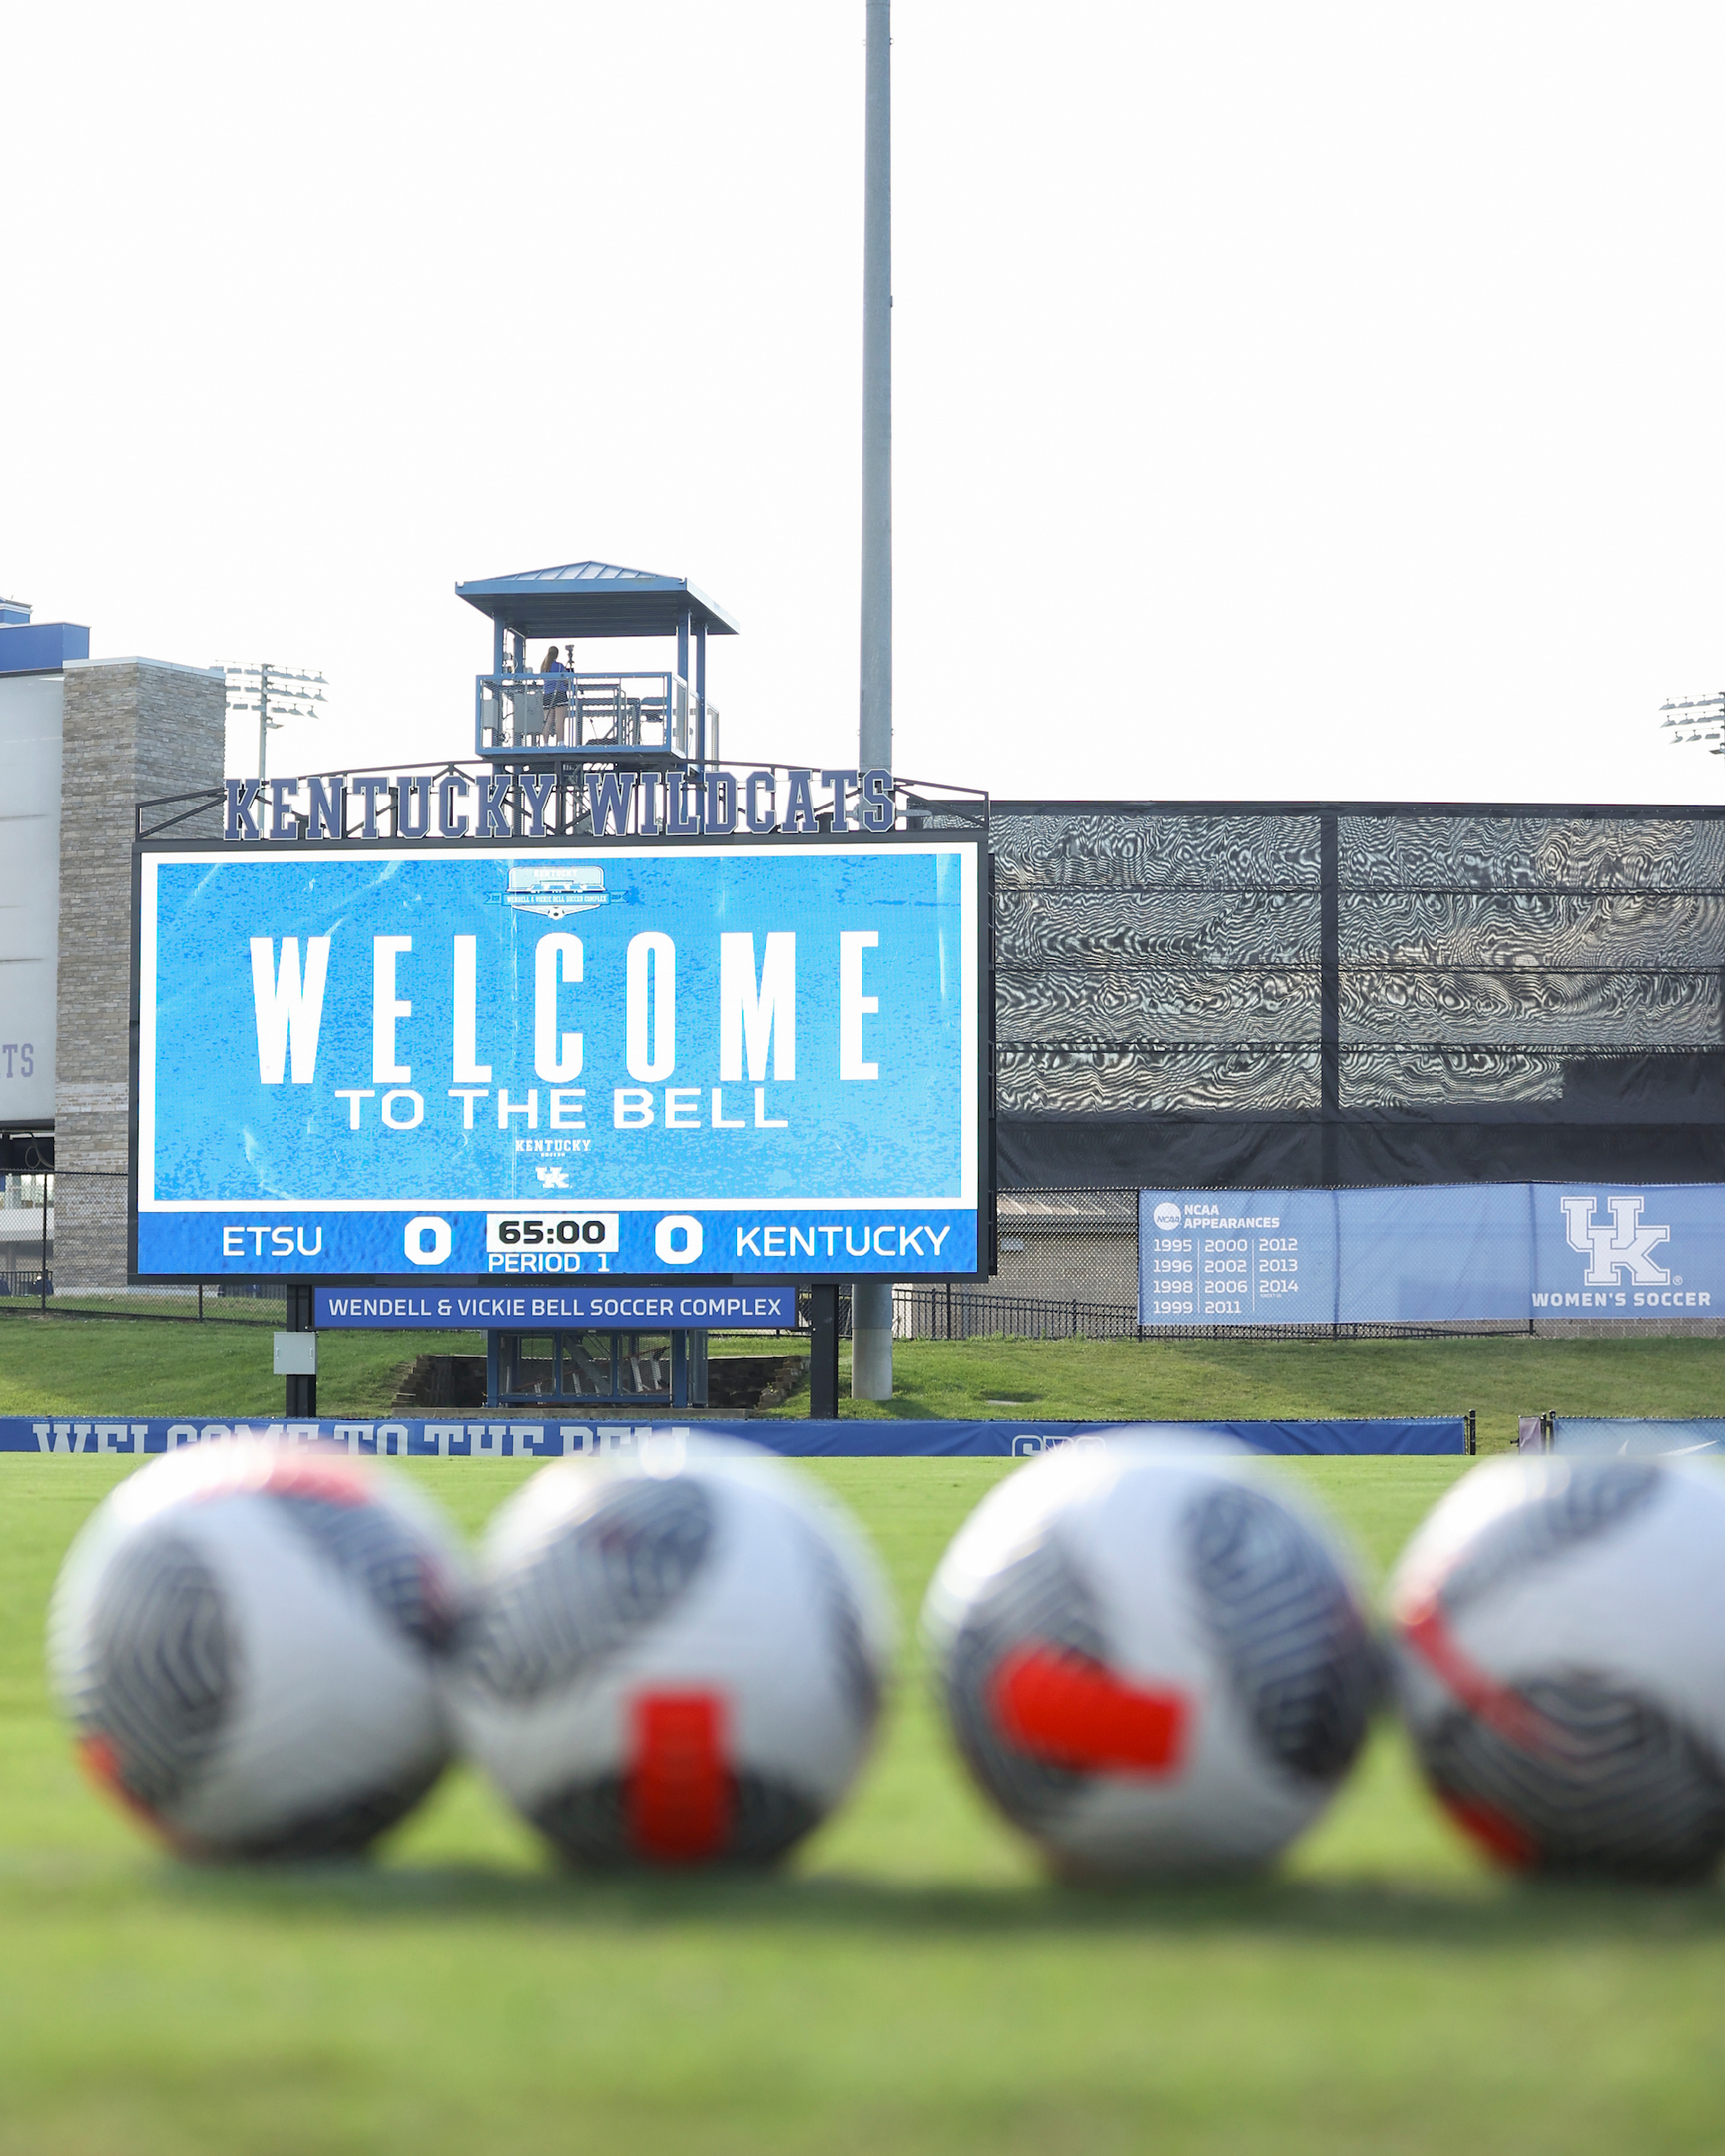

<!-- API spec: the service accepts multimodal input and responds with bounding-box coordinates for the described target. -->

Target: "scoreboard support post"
[809,1286,840,1419]
[665,1331,709,1409]
[284,1282,316,1418]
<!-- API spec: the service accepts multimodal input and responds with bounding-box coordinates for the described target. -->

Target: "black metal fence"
[0,1170,1544,1344]
[896,1286,1142,1340]
[0,1167,288,1322]
[0,1168,287,1321]
[0,1165,53,1305]
[891,1283,1536,1344]
[975,1187,1552,1340]
[0,1280,289,1323]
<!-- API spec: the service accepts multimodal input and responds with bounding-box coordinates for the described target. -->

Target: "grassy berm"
[2,1308,1724,1452]
[0,1324,1723,2152]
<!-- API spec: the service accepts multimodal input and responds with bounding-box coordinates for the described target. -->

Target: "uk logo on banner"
[1559,1196,1673,1287]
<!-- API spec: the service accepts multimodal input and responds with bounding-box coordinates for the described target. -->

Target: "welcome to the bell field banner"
[0,1416,1466,1458]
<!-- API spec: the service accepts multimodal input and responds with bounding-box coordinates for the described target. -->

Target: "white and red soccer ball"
[1389,1454,1725,1881]
[923,1436,1379,1876]
[50,1440,466,1859]
[447,1437,894,1866]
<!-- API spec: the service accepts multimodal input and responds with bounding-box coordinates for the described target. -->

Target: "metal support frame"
[285,1281,316,1417]
[675,611,694,773]
[481,1327,710,1410]
[1319,811,1340,1187]
[473,668,711,767]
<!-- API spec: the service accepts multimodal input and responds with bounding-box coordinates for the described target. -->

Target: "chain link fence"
[4,1180,1151,1343]
[0,1174,1564,1342]
[0,1166,52,1300]
[0,1171,287,1322]
[991,1189,1138,1312]
[930,1189,1543,1341]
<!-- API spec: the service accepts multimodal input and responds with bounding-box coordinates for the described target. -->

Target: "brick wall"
[54,661,225,1289]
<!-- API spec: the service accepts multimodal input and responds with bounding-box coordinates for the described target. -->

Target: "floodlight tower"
[1658,692,1725,757]
[222,662,328,782]
[852,0,895,1402]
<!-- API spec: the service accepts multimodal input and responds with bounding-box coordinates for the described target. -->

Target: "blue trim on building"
[0,622,89,675]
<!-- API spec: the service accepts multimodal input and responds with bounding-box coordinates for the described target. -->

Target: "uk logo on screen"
[1560,1196,1673,1287]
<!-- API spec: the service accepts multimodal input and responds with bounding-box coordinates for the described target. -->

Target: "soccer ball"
[49,1441,467,1859]
[1389,1454,1725,1881]
[446,1436,894,1867]
[922,1435,1379,1877]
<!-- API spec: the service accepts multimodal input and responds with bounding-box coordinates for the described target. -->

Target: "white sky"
[4,2,1723,806]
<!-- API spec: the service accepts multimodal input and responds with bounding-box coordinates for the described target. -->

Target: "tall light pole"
[852,0,895,1400]
[222,662,328,782]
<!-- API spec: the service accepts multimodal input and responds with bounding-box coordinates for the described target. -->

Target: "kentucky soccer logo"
[1560,1196,1673,1287]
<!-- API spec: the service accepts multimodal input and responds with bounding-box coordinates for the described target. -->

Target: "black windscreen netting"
[991,806,1725,1189]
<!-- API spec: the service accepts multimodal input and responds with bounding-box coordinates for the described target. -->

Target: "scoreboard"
[132,834,987,1283]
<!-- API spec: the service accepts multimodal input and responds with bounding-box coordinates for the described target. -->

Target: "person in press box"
[541,645,571,743]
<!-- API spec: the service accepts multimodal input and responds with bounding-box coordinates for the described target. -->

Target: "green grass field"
[3,1310,1724,1452]
[4,1442,1725,2154]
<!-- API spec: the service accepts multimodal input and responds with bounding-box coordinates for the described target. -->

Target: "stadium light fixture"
[1659,692,1725,756]
[221,662,328,781]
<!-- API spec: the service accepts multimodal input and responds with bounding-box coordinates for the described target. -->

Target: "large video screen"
[133,835,986,1282]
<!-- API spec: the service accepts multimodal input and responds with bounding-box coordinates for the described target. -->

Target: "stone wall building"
[53,659,225,1290]
[0,605,225,1296]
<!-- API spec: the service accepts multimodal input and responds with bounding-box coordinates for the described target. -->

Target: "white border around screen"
[137,841,979,1215]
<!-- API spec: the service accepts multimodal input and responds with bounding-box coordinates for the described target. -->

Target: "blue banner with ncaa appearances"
[1140,1182,1725,1326]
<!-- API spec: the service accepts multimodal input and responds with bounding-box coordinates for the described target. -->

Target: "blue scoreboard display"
[131,834,987,1283]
